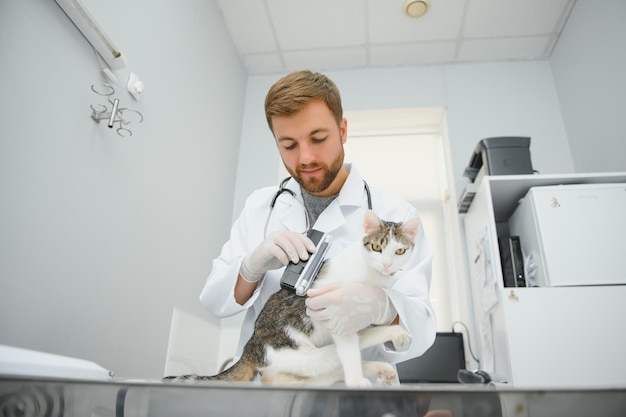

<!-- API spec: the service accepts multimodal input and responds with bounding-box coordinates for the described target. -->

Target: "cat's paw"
[345,376,372,388]
[374,363,397,386]
[362,361,397,386]
[388,326,411,350]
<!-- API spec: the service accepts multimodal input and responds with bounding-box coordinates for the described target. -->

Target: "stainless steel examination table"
[1,375,625,417]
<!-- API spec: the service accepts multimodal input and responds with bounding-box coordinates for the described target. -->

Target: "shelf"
[485,172,626,222]
[461,171,626,388]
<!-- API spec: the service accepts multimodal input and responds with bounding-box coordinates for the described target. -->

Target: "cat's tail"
[162,357,257,383]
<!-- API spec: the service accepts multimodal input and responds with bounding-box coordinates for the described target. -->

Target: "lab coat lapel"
[313,201,345,232]
[272,166,367,234]
[273,181,308,233]
[313,165,365,233]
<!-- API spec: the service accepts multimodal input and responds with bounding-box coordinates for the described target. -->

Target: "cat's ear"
[401,216,421,240]
[363,210,381,233]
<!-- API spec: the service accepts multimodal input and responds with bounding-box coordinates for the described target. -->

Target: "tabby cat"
[165,210,420,387]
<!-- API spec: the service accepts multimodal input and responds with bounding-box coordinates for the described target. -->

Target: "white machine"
[508,183,626,287]
[0,345,111,380]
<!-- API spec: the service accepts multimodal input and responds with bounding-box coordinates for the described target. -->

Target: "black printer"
[464,136,533,182]
[458,137,534,213]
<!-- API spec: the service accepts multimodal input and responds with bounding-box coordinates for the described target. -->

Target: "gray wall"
[550,0,626,173]
[0,0,247,378]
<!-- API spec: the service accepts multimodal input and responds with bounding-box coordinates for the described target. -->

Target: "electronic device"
[498,236,526,287]
[280,229,332,296]
[458,137,533,213]
[463,136,533,182]
[508,183,626,287]
[396,332,466,383]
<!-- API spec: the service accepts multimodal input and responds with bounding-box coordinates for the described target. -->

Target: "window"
[343,108,461,331]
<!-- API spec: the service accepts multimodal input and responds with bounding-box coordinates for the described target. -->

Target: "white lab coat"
[200,164,435,364]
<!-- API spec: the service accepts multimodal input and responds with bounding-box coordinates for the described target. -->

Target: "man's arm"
[234,274,259,305]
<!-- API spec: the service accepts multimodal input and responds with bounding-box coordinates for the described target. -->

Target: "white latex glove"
[305,283,397,335]
[239,231,317,283]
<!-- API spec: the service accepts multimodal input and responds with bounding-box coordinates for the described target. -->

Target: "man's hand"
[305,283,396,335]
[239,231,317,283]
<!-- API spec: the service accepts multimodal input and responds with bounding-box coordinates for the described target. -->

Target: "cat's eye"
[395,248,406,255]
[371,243,382,252]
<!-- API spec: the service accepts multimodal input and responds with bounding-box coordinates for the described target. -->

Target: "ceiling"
[216,0,577,75]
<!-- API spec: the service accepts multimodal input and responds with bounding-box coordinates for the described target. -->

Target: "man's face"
[271,99,347,197]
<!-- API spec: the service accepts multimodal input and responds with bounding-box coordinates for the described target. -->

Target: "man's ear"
[340,117,347,144]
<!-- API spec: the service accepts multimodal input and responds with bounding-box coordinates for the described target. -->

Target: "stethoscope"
[264,176,372,237]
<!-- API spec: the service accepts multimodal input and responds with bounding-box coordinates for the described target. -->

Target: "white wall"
[234,62,574,216]
[0,0,247,379]
[550,0,626,173]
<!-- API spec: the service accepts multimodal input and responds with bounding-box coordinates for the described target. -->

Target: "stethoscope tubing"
[264,177,372,237]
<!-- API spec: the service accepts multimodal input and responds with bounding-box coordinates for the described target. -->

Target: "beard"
[287,150,344,195]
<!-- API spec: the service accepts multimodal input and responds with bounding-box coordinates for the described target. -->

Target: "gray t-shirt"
[301,190,337,227]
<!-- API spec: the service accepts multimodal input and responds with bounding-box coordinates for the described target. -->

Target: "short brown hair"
[264,70,343,132]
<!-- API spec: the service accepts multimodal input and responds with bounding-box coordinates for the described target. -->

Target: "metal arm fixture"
[90,84,143,137]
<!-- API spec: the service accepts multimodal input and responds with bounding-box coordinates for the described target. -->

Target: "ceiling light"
[403,0,430,18]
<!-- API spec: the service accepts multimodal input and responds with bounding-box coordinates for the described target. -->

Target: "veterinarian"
[200,70,436,374]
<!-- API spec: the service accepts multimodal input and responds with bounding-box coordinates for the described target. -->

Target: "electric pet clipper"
[280,229,332,296]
